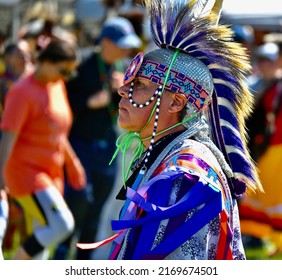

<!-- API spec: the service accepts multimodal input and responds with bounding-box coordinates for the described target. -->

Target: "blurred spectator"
[118,0,146,40]
[264,32,282,72]
[247,42,280,97]
[239,40,282,256]
[19,18,77,62]
[231,24,255,55]
[0,39,34,256]
[0,39,86,259]
[0,40,34,116]
[53,16,141,260]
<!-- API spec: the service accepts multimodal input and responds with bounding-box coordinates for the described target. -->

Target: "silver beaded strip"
[129,81,162,108]
[128,81,163,167]
[143,93,162,166]
[141,118,205,184]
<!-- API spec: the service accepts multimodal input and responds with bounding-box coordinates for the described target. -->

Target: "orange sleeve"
[1,85,30,133]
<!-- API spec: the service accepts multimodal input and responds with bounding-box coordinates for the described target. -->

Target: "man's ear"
[168,93,187,113]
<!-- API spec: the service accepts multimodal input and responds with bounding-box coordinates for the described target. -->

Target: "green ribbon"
[109,131,144,188]
[109,113,198,188]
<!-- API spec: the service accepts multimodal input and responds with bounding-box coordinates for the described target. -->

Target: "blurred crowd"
[0,0,282,259]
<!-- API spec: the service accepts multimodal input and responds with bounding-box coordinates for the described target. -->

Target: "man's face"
[117,78,176,138]
[100,38,132,64]
[5,49,26,75]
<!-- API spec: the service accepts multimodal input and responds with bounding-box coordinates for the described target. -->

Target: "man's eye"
[134,81,144,88]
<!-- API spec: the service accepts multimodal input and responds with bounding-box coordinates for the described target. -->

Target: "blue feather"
[228,153,255,180]
[145,0,262,193]
[218,106,239,126]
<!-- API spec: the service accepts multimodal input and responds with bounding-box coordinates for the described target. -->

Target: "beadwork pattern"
[135,59,210,111]
[129,82,162,108]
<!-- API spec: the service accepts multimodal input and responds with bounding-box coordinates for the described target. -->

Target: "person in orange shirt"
[0,39,86,260]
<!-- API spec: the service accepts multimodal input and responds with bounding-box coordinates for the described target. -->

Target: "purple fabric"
[111,172,223,259]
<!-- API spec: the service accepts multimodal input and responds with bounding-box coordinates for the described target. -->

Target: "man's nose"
[118,84,130,98]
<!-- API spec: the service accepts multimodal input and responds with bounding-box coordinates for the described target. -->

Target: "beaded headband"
[124,49,214,111]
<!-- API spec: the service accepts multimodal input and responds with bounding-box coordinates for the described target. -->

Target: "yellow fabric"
[0,58,5,75]
[240,220,272,239]
[256,144,282,210]
[16,195,47,235]
[240,144,282,247]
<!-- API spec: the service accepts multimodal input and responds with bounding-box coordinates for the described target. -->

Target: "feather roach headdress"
[122,0,262,196]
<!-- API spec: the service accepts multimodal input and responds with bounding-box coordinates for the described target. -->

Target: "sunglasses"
[57,68,76,79]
